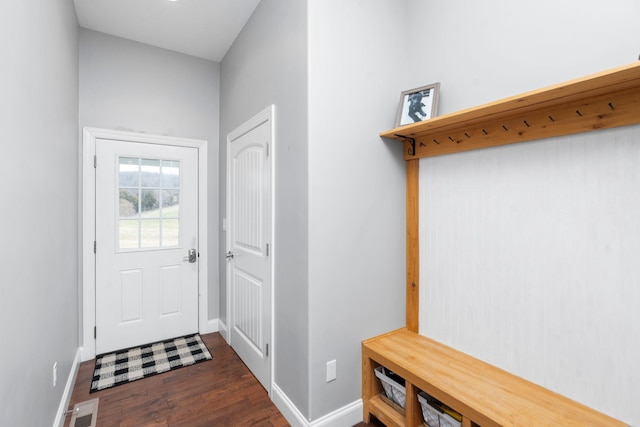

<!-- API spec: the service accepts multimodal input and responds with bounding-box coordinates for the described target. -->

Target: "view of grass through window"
[118,157,180,249]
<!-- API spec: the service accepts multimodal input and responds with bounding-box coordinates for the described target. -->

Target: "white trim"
[272,383,308,427]
[53,348,82,427]
[308,400,363,427]
[200,318,220,334]
[218,319,229,343]
[226,105,276,394]
[271,383,363,427]
[81,127,208,361]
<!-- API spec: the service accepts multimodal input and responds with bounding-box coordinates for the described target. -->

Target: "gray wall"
[406,0,640,115]
[219,0,311,417]
[221,0,408,422]
[0,0,79,425]
[407,0,640,424]
[307,0,407,420]
[79,29,221,323]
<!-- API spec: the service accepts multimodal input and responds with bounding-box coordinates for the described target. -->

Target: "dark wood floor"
[354,417,386,427]
[63,332,289,426]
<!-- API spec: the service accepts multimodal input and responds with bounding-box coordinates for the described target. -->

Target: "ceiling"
[73,0,261,62]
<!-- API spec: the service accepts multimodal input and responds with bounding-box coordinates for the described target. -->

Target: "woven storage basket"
[418,391,462,427]
[374,366,406,408]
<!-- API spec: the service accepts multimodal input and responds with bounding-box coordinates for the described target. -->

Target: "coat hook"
[433,138,440,145]
[464,132,470,138]
[608,102,615,110]
[576,110,583,117]
[548,115,555,122]
[524,120,530,127]
[502,125,509,131]
[482,129,488,135]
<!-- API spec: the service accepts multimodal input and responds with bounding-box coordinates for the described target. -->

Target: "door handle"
[183,249,197,263]
[225,251,236,260]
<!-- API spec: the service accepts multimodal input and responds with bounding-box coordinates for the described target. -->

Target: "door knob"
[183,249,197,263]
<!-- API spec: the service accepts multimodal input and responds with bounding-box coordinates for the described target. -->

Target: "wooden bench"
[362,328,626,427]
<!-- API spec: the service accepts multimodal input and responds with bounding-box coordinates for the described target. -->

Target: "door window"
[118,157,180,250]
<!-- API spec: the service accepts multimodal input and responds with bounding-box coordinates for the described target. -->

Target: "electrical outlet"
[53,362,57,387]
[326,359,337,382]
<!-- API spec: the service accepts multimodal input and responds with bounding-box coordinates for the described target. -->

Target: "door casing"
[81,127,208,361]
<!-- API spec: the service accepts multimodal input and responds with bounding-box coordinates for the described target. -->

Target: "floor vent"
[68,398,99,427]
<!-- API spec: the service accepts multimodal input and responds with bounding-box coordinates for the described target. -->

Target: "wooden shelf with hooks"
[381,62,640,160]
[364,62,639,426]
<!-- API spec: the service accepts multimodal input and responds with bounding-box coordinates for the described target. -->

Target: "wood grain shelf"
[381,62,640,160]
[362,329,626,427]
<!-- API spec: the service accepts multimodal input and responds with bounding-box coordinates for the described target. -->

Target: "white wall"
[219,0,311,417]
[307,0,407,421]
[79,29,221,323]
[408,0,640,424]
[0,0,79,425]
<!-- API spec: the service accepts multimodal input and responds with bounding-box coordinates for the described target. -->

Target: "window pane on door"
[119,220,139,249]
[141,219,160,248]
[119,188,138,218]
[141,159,161,187]
[162,189,180,213]
[162,160,180,187]
[141,189,160,216]
[119,157,139,187]
[117,157,181,250]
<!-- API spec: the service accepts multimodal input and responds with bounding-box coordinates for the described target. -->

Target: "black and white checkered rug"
[90,333,212,392]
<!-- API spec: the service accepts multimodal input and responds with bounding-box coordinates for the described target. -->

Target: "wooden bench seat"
[362,328,626,427]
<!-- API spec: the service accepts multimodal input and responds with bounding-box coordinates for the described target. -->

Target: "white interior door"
[227,106,273,391]
[95,139,199,354]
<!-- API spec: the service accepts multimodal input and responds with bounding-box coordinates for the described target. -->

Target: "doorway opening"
[81,128,209,361]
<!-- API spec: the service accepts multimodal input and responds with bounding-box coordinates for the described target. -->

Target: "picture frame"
[396,82,440,127]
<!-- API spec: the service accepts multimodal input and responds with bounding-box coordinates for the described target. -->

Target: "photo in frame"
[396,82,440,127]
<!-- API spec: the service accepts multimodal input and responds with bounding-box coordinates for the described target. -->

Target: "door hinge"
[266,243,270,256]
[94,326,97,339]
[93,241,96,254]
[93,155,96,168]
[266,143,269,157]
[265,343,269,357]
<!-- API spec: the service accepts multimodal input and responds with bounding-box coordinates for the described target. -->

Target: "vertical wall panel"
[419,125,640,422]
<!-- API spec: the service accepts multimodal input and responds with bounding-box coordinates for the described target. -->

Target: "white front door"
[95,139,199,354]
[227,106,273,391]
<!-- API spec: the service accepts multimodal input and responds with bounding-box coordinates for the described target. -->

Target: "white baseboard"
[53,347,82,427]
[308,399,363,427]
[271,383,363,427]
[200,318,220,335]
[272,383,308,427]
[218,319,229,343]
